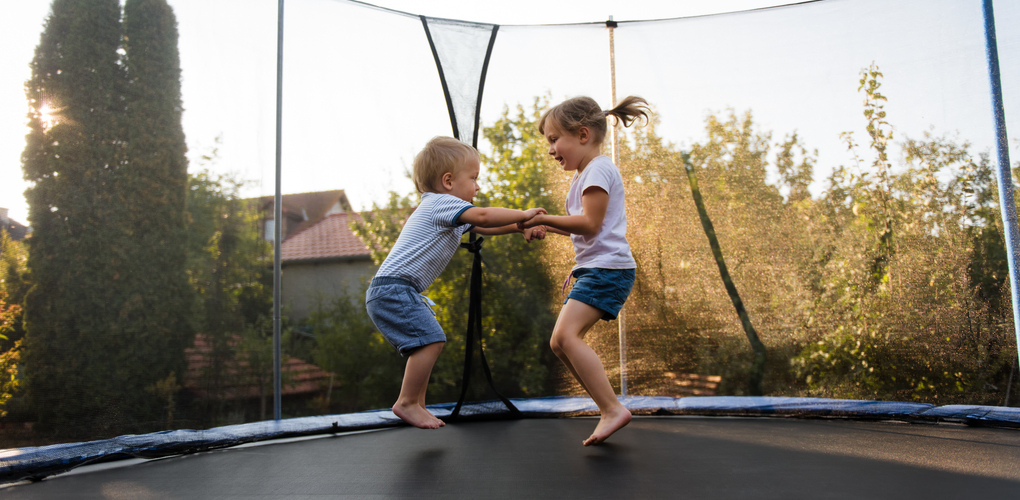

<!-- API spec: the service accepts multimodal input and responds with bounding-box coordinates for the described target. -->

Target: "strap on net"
[450,235,521,419]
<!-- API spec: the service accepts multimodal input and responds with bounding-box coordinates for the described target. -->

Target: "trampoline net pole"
[983,0,1020,371]
[607,16,627,397]
[272,0,285,421]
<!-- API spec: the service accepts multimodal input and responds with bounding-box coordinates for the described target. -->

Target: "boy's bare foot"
[583,406,631,446]
[393,402,442,429]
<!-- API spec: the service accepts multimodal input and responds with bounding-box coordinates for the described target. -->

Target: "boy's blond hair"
[412,136,479,194]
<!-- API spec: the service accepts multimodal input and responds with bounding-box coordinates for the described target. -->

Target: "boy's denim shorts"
[365,277,445,356]
[565,267,636,321]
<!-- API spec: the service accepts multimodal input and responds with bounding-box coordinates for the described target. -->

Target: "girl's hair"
[539,96,650,145]
[412,136,478,194]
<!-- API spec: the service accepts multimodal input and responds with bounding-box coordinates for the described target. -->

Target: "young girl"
[522,95,649,446]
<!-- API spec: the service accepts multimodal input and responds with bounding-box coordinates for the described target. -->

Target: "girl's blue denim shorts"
[565,267,636,320]
[365,277,445,356]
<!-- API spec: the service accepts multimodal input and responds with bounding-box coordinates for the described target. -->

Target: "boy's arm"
[521,187,608,236]
[458,206,546,230]
[472,223,523,236]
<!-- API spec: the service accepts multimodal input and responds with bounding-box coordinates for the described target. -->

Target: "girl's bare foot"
[421,404,446,427]
[583,406,631,446]
[393,402,442,429]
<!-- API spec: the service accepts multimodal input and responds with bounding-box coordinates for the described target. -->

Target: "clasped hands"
[520,208,548,243]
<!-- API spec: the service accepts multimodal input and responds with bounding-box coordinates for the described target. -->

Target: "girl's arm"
[521,187,608,236]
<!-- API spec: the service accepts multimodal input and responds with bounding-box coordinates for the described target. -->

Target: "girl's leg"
[550,299,631,446]
[549,304,597,395]
[393,342,445,429]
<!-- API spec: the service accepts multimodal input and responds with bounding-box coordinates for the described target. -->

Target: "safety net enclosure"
[2,0,1020,488]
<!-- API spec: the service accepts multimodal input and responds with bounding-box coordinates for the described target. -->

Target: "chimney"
[0,207,8,224]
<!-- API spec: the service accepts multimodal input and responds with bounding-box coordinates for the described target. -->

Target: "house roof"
[184,333,333,400]
[257,190,351,219]
[255,190,352,238]
[281,212,371,263]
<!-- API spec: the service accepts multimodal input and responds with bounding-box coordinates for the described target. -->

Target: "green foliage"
[145,371,180,429]
[681,150,767,395]
[186,164,271,336]
[0,233,28,350]
[841,62,895,286]
[0,290,23,417]
[0,339,20,419]
[234,320,276,420]
[619,109,817,397]
[791,64,1016,404]
[183,160,273,424]
[0,273,22,419]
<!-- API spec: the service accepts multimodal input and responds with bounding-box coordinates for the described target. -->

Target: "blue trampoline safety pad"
[2,396,1018,484]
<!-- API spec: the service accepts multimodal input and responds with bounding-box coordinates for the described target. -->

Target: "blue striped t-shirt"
[374,192,474,292]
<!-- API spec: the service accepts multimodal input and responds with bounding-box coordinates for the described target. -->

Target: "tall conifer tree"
[22,0,191,436]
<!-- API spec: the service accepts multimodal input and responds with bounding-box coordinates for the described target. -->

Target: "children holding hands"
[368,94,647,446]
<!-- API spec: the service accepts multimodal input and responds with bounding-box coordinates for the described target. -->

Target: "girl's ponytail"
[605,96,650,128]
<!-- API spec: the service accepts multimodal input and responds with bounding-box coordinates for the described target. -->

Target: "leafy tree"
[183,163,272,424]
[0,232,28,351]
[680,150,767,395]
[0,291,21,418]
[235,320,276,420]
[792,65,1016,404]
[609,107,820,397]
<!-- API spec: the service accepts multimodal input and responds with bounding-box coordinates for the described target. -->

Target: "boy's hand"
[521,207,547,221]
[523,225,547,242]
[519,208,546,231]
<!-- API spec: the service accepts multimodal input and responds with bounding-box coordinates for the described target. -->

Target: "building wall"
[282,258,377,321]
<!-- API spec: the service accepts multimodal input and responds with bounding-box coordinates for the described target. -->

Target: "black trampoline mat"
[4,416,1020,499]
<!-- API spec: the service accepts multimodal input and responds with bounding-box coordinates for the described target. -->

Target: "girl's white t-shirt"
[566,155,636,270]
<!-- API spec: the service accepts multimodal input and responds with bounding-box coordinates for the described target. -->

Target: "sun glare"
[38,102,61,131]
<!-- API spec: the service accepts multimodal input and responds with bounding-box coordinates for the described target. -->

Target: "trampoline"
[4,0,1020,498]
[3,397,1020,498]
[3,419,1020,499]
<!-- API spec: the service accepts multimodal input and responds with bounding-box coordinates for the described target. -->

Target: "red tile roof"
[256,190,351,238]
[184,334,334,400]
[281,212,370,262]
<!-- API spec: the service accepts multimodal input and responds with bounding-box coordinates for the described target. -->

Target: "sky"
[2,0,1018,225]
